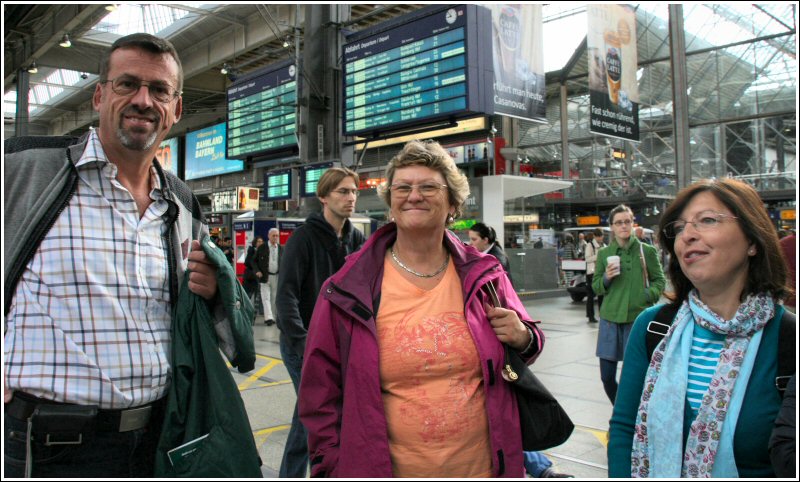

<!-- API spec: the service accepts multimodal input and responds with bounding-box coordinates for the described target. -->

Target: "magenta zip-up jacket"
[298,223,544,478]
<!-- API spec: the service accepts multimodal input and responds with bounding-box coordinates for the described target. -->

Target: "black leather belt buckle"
[118,405,152,432]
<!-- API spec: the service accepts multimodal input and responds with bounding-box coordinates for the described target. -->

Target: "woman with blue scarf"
[608,178,792,478]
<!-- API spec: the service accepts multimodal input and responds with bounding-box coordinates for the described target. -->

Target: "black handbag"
[485,281,575,451]
[502,345,575,451]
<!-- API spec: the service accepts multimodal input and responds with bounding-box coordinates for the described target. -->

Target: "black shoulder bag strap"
[776,309,795,394]
[645,303,681,360]
[646,303,796,397]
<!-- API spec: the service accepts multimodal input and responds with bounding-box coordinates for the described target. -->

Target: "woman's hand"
[486,305,530,351]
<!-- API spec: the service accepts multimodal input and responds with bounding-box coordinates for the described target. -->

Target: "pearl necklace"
[390,246,450,278]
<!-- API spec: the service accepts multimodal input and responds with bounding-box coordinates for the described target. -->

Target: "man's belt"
[6,392,159,432]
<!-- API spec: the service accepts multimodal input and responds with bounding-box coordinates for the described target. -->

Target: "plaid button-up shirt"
[4,131,172,408]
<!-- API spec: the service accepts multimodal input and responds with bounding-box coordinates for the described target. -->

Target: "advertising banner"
[155,137,179,175]
[587,4,639,141]
[237,187,261,211]
[186,122,244,180]
[488,4,546,123]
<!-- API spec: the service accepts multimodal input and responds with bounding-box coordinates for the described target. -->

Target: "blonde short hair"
[377,140,470,221]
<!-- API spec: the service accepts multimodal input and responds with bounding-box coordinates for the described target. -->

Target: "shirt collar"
[76,129,163,194]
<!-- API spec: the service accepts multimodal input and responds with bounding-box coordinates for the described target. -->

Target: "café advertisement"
[587,4,639,141]
[488,4,546,123]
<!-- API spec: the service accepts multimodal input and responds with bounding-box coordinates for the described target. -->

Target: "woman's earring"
[748,247,756,256]
[447,214,454,224]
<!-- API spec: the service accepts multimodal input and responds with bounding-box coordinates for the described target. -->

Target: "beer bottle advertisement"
[587,4,640,142]
[488,4,546,123]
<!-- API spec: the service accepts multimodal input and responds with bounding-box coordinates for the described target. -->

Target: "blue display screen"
[342,5,492,137]
[185,123,243,180]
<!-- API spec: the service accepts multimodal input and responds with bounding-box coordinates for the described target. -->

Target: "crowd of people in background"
[4,31,796,480]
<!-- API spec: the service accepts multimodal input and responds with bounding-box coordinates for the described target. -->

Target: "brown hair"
[657,178,789,303]
[316,167,359,198]
[100,33,184,93]
[608,204,634,225]
[377,139,470,220]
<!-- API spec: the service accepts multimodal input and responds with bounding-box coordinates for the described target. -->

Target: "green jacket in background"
[591,236,665,324]
[155,235,261,477]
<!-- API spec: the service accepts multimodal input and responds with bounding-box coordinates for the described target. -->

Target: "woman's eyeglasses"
[389,182,448,198]
[662,211,738,239]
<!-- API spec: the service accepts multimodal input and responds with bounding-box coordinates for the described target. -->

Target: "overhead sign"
[226,60,297,159]
[263,168,293,202]
[342,4,493,137]
[577,215,601,226]
[237,187,261,211]
[155,137,179,175]
[186,123,243,180]
[299,162,333,198]
[487,4,546,123]
[587,4,640,141]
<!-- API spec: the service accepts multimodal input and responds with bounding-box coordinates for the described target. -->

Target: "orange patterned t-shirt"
[376,257,492,478]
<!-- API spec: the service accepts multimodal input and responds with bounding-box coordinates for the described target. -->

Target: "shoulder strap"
[645,303,681,360]
[647,304,795,397]
[776,309,795,394]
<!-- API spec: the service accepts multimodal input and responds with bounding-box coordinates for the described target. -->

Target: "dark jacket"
[155,235,259,477]
[488,242,513,287]
[769,374,796,478]
[255,241,283,284]
[275,211,365,356]
[298,223,543,477]
[243,245,258,287]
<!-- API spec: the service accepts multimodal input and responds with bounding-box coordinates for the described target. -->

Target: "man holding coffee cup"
[591,205,665,404]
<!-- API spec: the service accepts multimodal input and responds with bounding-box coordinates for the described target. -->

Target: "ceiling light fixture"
[282,39,290,48]
[27,60,38,74]
[220,63,230,75]
[59,34,72,48]
[105,4,119,12]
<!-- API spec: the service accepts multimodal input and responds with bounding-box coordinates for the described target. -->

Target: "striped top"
[4,130,172,409]
[686,324,725,412]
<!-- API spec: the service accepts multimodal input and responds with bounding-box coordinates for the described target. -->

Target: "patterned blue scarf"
[630,291,774,477]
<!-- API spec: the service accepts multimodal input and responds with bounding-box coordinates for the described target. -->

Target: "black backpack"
[645,303,795,396]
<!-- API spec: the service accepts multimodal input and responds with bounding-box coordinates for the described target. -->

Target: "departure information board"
[300,162,333,197]
[227,60,297,159]
[342,4,493,138]
[263,168,293,202]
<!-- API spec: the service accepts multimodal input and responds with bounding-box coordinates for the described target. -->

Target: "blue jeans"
[3,409,161,477]
[523,451,553,478]
[279,335,308,478]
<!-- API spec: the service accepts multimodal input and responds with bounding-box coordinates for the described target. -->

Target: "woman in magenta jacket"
[298,140,544,478]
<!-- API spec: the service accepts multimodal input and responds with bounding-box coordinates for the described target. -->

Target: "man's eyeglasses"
[331,188,359,197]
[101,75,181,103]
[612,219,633,227]
[662,211,739,239]
[389,182,449,198]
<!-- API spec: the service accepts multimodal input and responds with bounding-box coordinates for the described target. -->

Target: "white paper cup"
[607,255,620,272]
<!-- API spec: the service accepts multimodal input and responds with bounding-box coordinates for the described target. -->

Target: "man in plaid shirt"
[4,33,225,477]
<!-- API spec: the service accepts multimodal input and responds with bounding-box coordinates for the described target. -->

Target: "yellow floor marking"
[253,424,292,448]
[238,359,281,390]
[585,427,609,447]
